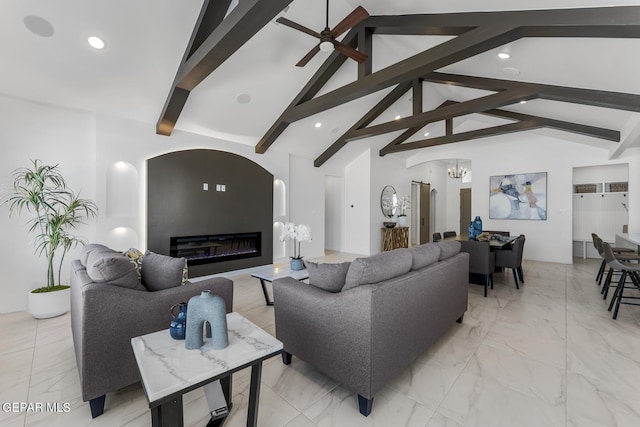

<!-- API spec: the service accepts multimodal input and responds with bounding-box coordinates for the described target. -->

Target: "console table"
[382,227,409,251]
[131,312,282,427]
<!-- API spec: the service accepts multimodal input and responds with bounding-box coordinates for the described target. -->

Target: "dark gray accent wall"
[147,149,273,277]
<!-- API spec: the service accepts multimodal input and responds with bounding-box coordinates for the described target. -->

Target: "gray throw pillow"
[80,243,115,267]
[141,251,187,291]
[343,248,413,291]
[408,243,441,270]
[86,252,146,291]
[436,240,461,260]
[305,260,351,293]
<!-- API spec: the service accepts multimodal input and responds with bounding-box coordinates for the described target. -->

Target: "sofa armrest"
[273,277,374,397]
[77,277,232,401]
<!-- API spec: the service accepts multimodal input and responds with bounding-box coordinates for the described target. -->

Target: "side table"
[131,312,282,427]
[381,227,409,251]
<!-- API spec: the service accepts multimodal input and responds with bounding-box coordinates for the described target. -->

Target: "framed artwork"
[489,172,547,220]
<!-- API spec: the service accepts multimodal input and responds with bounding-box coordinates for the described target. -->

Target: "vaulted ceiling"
[2,0,640,168]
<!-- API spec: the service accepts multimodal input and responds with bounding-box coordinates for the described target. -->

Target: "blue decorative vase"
[169,302,188,340]
[468,222,476,239]
[473,216,483,236]
[290,258,304,271]
[185,290,228,350]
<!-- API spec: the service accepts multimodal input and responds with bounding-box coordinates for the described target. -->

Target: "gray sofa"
[273,241,469,416]
[70,244,233,418]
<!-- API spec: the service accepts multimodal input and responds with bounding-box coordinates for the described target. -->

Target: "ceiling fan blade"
[334,41,368,63]
[276,17,322,39]
[296,44,321,67]
[330,6,370,38]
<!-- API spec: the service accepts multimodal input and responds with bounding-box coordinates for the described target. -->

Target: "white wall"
[0,95,327,313]
[407,129,633,264]
[0,96,97,313]
[324,175,345,251]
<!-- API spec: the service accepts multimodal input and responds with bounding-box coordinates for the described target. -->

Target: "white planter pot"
[28,287,70,319]
[397,216,408,227]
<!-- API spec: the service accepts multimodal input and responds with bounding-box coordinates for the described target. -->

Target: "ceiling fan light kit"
[276,0,369,66]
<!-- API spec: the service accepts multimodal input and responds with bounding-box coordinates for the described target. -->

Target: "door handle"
[421,218,424,226]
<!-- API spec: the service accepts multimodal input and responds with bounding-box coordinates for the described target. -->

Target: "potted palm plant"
[3,160,98,318]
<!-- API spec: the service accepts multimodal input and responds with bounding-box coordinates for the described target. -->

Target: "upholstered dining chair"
[495,235,525,289]
[601,241,640,319]
[592,233,635,290]
[459,240,495,297]
[593,235,640,300]
[433,232,442,242]
[443,231,457,238]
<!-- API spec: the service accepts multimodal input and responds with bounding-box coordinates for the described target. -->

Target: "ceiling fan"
[276,1,370,67]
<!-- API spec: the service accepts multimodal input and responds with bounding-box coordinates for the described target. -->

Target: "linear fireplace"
[170,232,261,266]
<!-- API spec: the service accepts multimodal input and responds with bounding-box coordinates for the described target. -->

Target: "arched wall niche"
[147,149,274,276]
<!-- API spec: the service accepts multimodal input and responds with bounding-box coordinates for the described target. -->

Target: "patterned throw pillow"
[182,259,189,285]
[123,248,144,281]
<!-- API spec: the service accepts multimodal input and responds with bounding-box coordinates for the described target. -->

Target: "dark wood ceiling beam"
[382,121,540,154]
[482,108,620,141]
[358,28,373,79]
[366,6,640,35]
[157,0,294,136]
[347,89,536,141]
[424,72,640,112]
[256,30,358,154]
[284,24,522,123]
[314,82,412,167]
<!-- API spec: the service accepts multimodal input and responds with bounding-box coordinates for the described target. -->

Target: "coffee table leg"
[247,362,263,427]
[259,279,274,306]
[151,395,183,427]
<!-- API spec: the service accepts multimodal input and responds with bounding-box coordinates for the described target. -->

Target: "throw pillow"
[86,252,146,291]
[141,251,187,291]
[436,240,461,260]
[305,260,351,293]
[80,243,115,267]
[343,248,412,291]
[408,243,441,270]
[123,248,144,280]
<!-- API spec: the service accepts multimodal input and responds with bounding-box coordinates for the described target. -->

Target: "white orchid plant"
[397,195,411,217]
[280,222,312,260]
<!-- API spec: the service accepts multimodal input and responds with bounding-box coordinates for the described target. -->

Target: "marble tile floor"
[2,255,640,427]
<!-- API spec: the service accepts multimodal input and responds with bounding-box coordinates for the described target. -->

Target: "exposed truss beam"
[314,82,412,167]
[380,102,620,155]
[347,89,537,141]
[157,0,294,136]
[256,30,359,154]
[424,72,640,113]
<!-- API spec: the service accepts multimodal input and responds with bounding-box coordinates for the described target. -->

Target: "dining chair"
[432,232,442,242]
[494,235,525,289]
[594,235,640,299]
[443,231,456,238]
[592,233,635,289]
[459,240,495,297]
[601,242,640,319]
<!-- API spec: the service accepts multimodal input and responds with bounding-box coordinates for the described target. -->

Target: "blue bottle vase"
[473,216,483,236]
[169,302,188,340]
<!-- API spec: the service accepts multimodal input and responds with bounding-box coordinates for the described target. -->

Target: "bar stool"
[601,242,640,319]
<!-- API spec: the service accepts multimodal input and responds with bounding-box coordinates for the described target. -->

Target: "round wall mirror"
[380,185,397,218]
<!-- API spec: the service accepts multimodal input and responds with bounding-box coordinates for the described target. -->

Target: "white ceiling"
[2,0,640,167]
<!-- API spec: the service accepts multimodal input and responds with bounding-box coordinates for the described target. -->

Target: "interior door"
[460,188,471,236]
[420,183,430,244]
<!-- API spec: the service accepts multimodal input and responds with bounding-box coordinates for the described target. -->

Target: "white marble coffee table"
[251,265,308,306]
[131,312,282,427]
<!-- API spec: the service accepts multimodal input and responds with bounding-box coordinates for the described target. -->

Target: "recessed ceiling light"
[497,52,511,59]
[315,122,322,128]
[424,132,430,137]
[88,36,105,49]
[520,100,527,104]
[395,115,401,120]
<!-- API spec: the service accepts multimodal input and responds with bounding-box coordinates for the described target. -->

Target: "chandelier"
[447,160,467,179]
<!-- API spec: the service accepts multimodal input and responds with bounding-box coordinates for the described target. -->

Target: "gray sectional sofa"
[272,240,469,416]
[70,244,233,418]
